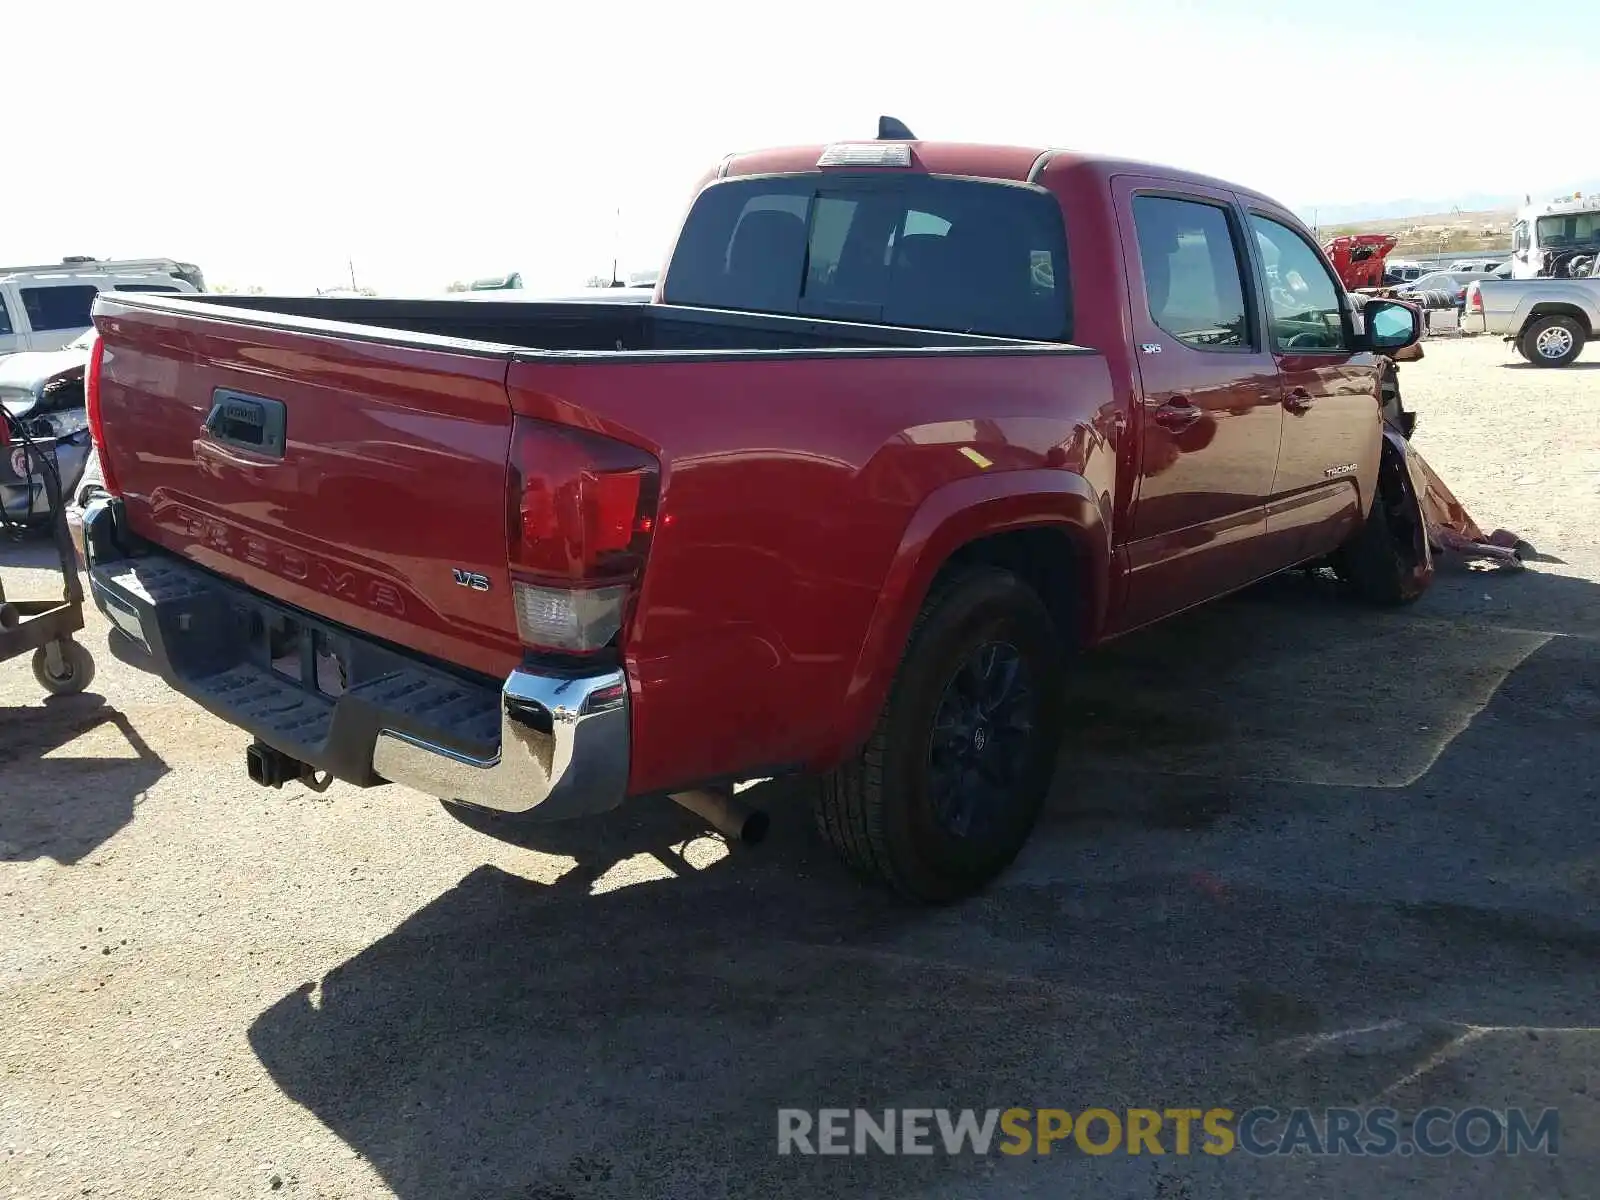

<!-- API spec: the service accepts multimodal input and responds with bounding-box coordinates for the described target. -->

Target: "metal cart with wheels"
[0,433,96,697]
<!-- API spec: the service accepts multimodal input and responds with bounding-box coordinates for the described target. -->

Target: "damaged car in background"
[0,329,95,528]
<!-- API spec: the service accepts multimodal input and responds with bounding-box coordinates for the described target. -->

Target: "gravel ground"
[3,335,1598,1199]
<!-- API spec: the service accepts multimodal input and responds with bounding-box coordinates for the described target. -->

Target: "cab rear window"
[663,174,1071,341]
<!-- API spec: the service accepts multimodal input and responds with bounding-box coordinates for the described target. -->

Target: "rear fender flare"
[815,470,1110,770]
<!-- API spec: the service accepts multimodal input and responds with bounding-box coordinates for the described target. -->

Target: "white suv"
[0,258,202,357]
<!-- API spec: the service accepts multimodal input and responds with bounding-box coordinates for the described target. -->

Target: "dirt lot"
[3,336,1598,1199]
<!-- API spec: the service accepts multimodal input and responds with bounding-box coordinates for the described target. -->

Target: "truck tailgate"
[93,298,521,678]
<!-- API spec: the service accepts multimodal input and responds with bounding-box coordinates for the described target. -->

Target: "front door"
[1244,210,1381,564]
[1113,179,1285,632]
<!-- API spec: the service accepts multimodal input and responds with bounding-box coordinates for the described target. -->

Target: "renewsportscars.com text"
[777,1106,1560,1158]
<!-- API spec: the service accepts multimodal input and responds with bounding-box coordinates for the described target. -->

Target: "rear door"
[1112,178,1286,630]
[1241,208,1380,563]
[95,299,523,677]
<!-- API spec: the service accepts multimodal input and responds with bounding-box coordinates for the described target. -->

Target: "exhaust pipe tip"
[670,788,769,846]
[739,807,771,847]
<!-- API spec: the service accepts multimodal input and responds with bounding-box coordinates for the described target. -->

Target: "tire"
[1332,447,1432,606]
[32,639,96,696]
[1517,315,1585,368]
[813,567,1066,903]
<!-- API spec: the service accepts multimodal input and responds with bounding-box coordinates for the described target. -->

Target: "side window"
[1131,195,1252,349]
[19,284,100,332]
[1247,215,1348,351]
[1512,222,1529,252]
[0,293,13,337]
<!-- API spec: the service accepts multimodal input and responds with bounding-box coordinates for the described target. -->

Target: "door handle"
[1283,389,1314,415]
[1152,397,1203,431]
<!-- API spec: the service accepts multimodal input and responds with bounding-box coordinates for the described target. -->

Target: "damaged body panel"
[0,336,95,524]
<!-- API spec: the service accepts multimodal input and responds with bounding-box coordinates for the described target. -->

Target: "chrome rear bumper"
[82,497,630,820]
[372,668,630,815]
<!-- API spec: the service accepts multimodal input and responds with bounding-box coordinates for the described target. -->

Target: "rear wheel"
[813,568,1065,903]
[1518,315,1585,367]
[1332,446,1432,606]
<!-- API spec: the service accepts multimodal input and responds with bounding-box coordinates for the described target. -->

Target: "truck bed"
[150,293,1040,355]
[89,290,1109,797]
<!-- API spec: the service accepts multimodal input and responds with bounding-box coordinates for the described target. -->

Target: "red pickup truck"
[80,126,1430,901]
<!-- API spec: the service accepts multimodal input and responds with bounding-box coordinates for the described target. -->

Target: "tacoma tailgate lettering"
[155,503,407,617]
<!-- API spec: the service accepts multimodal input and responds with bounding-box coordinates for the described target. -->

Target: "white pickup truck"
[1463,273,1600,367]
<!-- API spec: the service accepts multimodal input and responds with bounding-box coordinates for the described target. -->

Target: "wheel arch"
[812,469,1110,771]
[1522,303,1592,338]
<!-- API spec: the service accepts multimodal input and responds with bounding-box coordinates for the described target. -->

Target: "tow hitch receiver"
[246,741,333,792]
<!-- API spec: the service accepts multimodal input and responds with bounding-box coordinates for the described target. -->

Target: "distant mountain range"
[1298,181,1600,227]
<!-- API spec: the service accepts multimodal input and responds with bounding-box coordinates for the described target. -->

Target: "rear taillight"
[83,330,120,495]
[506,416,659,654]
[1466,284,1483,312]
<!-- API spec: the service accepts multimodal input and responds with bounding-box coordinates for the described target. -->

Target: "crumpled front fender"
[1379,425,1437,591]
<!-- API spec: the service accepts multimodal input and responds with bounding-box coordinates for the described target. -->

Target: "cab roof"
[716,140,1288,214]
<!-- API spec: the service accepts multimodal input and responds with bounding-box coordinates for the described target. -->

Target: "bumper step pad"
[90,555,501,785]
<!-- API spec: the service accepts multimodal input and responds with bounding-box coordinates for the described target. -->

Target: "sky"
[11,0,1594,296]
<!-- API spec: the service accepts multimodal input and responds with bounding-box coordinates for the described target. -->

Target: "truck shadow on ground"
[0,694,167,864]
[1497,360,1600,371]
[247,563,1600,1199]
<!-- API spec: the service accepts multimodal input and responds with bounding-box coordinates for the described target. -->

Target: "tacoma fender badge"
[1323,463,1358,478]
[452,568,491,592]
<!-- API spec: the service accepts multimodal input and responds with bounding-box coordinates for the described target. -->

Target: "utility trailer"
[0,415,95,695]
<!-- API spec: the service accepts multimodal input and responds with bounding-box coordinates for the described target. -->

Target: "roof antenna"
[877,115,916,141]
